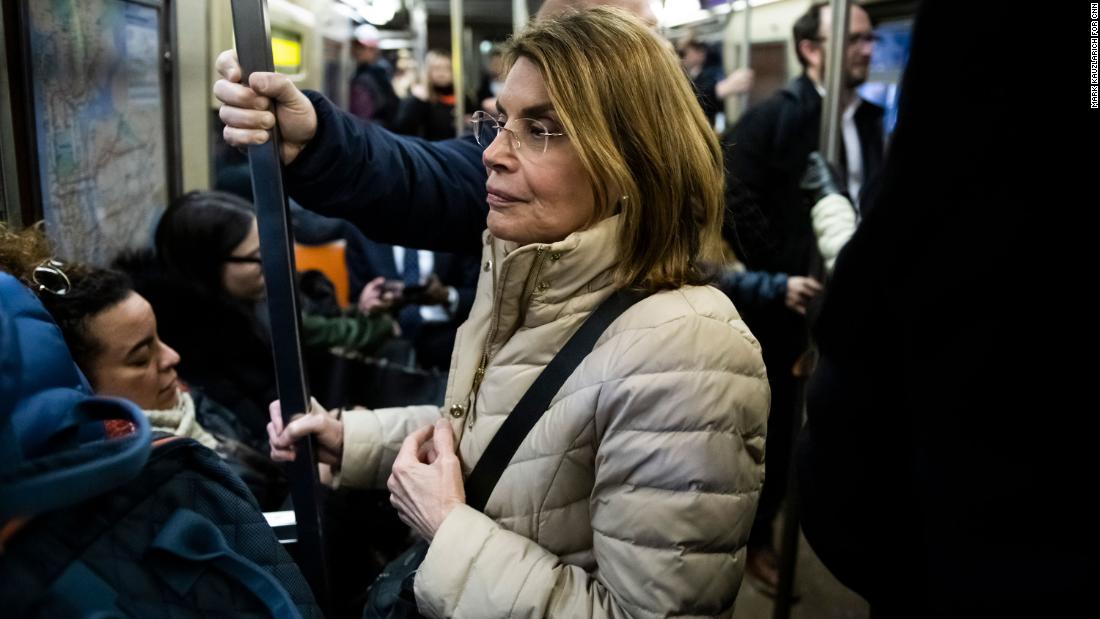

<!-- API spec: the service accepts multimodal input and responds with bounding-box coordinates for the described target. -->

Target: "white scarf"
[144,391,220,451]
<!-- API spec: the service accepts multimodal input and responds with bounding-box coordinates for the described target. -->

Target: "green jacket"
[300,311,394,356]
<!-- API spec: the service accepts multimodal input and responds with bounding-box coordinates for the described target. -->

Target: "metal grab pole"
[451,0,465,137]
[773,352,813,619]
[819,0,850,167]
[229,0,330,610]
[776,5,849,617]
[513,0,529,33]
[739,0,752,111]
[412,0,428,78]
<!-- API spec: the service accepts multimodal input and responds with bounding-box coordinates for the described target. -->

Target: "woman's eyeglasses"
[32,259,72,295]
[470,110,565,156]
[224,255,263,265]
[812,32,881,46]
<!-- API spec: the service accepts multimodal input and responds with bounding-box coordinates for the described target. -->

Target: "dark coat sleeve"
[715,269,788,312]
[284,91,488,256]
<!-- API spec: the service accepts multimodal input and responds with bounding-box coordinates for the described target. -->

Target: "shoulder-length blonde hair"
[503,7,725,291]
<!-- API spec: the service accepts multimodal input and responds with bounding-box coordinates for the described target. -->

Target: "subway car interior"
[0,1,1088,617]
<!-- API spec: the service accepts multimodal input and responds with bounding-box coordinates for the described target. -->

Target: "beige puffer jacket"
[338,215,769,618]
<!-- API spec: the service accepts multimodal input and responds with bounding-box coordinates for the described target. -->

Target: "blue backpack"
[0,273,321,618]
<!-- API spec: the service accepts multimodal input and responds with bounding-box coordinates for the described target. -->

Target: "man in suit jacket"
[353,240,479,371]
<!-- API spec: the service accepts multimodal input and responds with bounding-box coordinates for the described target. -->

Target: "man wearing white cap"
[349,23,398,127]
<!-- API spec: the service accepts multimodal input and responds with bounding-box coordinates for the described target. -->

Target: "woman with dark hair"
[0,223,287,510]
[136,190,396,443]
[154,190,265,302]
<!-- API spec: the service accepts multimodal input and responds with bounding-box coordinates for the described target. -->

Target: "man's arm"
[215,52,488,254]
[284,92,488,255]
[716,269,788,311]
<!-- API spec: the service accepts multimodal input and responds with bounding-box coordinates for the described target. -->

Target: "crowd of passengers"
[1,0,1082,616]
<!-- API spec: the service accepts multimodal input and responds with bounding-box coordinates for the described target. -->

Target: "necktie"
[399,248,423,344]
[403,248,421,286]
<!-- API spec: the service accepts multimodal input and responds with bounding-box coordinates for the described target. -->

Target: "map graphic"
[29,0,168,264]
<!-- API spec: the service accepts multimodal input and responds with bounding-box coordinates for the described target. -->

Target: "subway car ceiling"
[0,0,915,262]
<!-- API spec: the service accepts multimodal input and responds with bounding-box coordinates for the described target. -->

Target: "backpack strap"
[148,508,303,619]
[0,395,150,521]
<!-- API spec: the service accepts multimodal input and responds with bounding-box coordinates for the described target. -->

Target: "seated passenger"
[125,191,396,442]
[269,9,769,617]
[0,223,287,510]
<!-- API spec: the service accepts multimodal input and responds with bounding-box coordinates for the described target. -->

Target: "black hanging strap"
[228,0,330,610]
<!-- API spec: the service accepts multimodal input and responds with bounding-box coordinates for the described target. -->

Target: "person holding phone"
[355,241,479,370]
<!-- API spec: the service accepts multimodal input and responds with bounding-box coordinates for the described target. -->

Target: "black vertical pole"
[228,0,330,610]
[773,353,812,619]
[776,2,851,614]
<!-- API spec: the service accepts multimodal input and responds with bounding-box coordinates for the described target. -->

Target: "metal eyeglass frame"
[470,110,565,155]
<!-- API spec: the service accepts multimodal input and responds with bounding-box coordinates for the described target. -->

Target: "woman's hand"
[387,419,466,541]
[267,398,344,466]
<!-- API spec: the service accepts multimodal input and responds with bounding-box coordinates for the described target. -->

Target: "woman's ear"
[601,180,625,215]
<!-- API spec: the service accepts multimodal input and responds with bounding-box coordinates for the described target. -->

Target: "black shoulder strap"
[463,289,647,512]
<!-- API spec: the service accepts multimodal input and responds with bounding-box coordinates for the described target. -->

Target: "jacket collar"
[481,215,621,354]
[784,74,823,106]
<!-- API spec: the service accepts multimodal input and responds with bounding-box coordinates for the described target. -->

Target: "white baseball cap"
[354,24,381,48]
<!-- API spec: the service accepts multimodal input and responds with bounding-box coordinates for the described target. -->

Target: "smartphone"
[401,284,430,305]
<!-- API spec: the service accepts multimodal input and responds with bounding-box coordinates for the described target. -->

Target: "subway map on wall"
[28,0,168,265]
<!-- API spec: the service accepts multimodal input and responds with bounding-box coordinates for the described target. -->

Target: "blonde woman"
[270,9,769,617]
[393,49,471,141]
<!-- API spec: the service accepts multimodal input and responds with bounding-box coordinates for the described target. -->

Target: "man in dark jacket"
[720,0,883,590]
[725,2,883,273]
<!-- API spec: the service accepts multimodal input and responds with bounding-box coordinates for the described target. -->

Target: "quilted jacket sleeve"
[811,193,857,274]
[338,405,442,489]
[415,307,770,618]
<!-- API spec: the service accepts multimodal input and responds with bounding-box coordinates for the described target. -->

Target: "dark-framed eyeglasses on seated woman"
[224,254,262,265]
